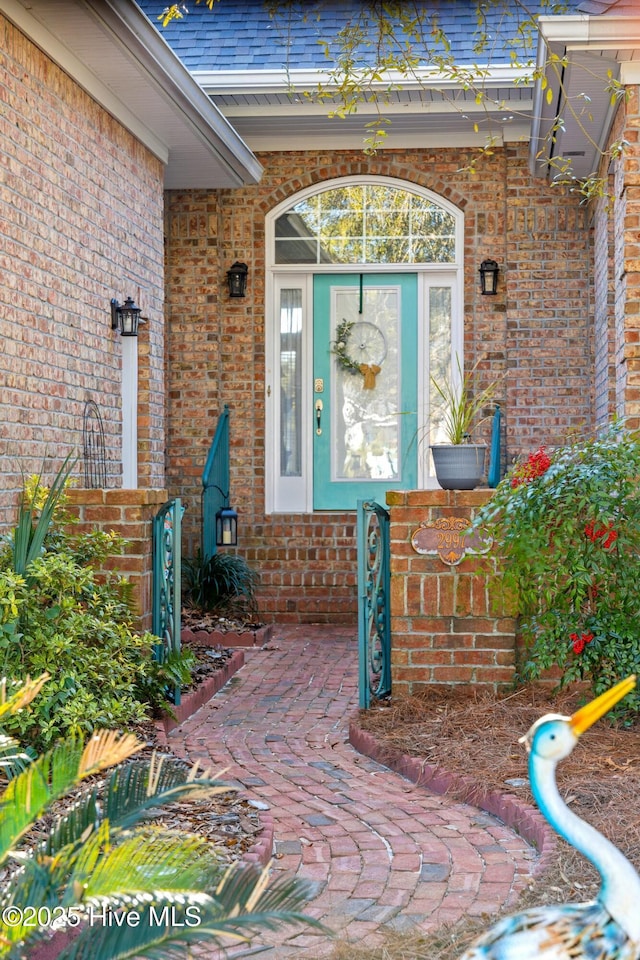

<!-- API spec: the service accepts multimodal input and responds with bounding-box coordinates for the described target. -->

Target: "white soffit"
[0,0,262,188]
[199,65,535,152]
[531,14,640,180]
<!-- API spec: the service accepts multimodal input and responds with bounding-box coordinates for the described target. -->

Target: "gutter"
[196,64,532,96]
[0,0,263,187]
[94,0,263,185]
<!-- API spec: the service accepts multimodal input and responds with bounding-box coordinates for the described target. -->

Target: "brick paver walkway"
[167,625,536,958]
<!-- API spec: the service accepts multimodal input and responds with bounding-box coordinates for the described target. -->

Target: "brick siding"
[0,15,166,515]
[66,488,168,633]
[608,85,640,428]
[386,489,516,693]
[164,146,593,621]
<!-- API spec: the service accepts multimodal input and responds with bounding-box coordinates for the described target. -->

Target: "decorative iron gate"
[152,498,183,705]
[357,499,392,708]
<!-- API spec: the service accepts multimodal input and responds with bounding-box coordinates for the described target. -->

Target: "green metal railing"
[202,405,230,561]
[152,497,183,705]
[357,499,392,708]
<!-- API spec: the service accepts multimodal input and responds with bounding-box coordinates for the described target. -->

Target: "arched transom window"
[274,183,457,265]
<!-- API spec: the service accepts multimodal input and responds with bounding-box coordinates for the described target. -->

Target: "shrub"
[475,424,640,719]
[0,467,188,749]
[183,550,259,619]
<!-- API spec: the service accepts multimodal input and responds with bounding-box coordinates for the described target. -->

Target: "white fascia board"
[0,0,168,162]
[196,63,532,96]
[529,15,640,179]
[0,0,263,186]
[94,0,262,184]
[538,14,640,48]
[243,126,530,153]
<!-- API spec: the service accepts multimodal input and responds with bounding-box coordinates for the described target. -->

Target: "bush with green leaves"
[183,550,259,619]
[0,675,320,960]
[475,424,640,719]
[0,465,190,749]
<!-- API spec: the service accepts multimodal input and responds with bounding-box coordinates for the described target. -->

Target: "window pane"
[323,237,364,263]
[365,237,410,263]
[275,239,317,264]
[413,237,456,263]
[333,288,400,481]
[367,212,410,236]
[280,289,303,476]
[429,287,453,445]
[274,185,457,265]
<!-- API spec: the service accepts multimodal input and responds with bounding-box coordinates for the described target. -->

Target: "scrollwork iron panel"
[152,498,183,705]
[357,499,391,708]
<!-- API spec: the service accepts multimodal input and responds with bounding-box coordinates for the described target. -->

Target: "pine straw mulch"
[339,681,640,960]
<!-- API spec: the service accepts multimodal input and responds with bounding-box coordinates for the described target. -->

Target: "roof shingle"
[136,0,586,72]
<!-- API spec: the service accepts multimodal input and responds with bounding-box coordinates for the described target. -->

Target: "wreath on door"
[332,319,387,389]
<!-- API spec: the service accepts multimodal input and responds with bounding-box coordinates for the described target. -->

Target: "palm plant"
[0,676,323,959]
[11,455,75,578]
[431,356,499,445]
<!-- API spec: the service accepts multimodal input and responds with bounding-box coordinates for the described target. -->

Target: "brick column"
[67,488,168,632]
[386,489,516,696]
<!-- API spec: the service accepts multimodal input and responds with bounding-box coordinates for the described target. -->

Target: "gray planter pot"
[431,443,487,490]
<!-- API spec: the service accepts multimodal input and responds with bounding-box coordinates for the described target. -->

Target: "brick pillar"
[615,86,640,427]
[67,488,168,632]
[386,489,516,696]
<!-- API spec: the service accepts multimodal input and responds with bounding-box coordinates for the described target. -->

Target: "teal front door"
[313,274,418,510]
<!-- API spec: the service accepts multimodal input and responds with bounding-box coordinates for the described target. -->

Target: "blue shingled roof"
[136,0,585,72]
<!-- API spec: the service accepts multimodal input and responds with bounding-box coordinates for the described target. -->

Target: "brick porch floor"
[166,624,537,958]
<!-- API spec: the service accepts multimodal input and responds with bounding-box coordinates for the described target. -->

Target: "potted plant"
[430,357,500,490]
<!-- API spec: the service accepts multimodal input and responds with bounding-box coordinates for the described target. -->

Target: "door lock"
[315,399,323,435]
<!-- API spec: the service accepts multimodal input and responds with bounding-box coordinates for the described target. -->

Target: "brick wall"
[164,146,593,621]
[504,147,594,457]
[386,489,516,694]
[593,189,616,427]
[0,14,166,516]
[67,488,168,632]
[608,85,640,428]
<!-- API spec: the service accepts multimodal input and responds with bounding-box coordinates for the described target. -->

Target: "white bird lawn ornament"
[460,675,640,960]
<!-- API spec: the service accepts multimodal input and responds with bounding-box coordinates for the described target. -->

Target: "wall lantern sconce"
[479,259,499,296]
[111,297,142,336]
[216,504,238,546]
[227,261,248,298]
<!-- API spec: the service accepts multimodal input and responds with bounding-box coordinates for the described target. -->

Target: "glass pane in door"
[313,274,417,510]
[333,287,400,481]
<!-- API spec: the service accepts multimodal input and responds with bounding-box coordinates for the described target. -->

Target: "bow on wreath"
[332,319,385,389]
[359,364,381,389]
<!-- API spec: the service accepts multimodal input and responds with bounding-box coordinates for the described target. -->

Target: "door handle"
[315,399,323,435]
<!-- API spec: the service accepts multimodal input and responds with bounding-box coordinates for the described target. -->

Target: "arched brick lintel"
[257,156,470,216]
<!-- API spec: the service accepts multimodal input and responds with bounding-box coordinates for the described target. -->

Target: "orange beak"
[570,675,636,737]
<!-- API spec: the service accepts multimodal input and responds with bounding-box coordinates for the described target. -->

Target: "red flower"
[511,447,552,488]
[585,522,618,549]
[570,631,594,654]
[570,632,585,654]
